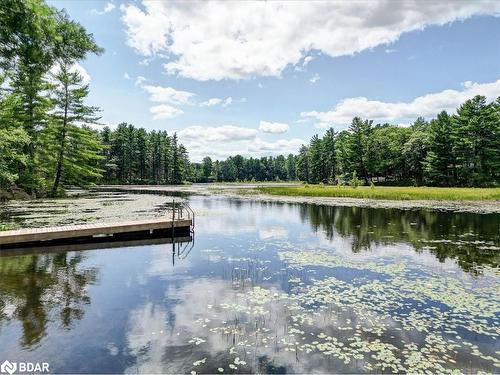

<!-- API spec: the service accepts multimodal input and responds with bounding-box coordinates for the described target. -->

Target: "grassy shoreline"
[257,185,500,201]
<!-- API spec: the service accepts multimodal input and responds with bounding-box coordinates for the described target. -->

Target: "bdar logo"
[0,361,17,375]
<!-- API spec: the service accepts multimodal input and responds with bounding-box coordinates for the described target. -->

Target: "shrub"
[350,171,361,188]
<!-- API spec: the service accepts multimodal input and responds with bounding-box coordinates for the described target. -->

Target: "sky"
[48,0,500,162]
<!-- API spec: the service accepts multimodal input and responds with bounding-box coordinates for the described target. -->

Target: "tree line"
[99,124,190,185]
[1,1,498,200]
[191,154,298,183]
[193,96,499,187]
[0,0,190,198]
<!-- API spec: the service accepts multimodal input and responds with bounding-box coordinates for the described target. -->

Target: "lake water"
[0,194,499,373]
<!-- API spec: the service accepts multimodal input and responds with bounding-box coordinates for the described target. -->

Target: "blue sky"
[49,1,500,161]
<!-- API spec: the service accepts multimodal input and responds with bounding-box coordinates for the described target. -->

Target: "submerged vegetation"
[257,185,500,201]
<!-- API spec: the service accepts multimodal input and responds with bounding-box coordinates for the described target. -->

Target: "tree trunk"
[51,81,69,197]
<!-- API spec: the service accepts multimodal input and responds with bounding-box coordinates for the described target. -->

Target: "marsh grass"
[257,185,500,201]
[0,223,20,231]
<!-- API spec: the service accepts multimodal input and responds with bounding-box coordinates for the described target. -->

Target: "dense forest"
[99,124,190,185]
[1,1,499,200]
[0,0,190,198]
[192,96,500,187]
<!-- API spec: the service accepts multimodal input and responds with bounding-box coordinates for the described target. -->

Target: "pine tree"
[1,0,102,194]
[348,117,372,184]
[422,111,454,186]
[0,88,30,191]
[286,154,297,180]
[99,126,115,182]
[296,145,310,182]
[323,128,337,183]
[162,132,172,184]
[202,156,213,181]
[452,96,499,186]
[42,60,103,196]
[171,133,182,184]
[309,135,324,183]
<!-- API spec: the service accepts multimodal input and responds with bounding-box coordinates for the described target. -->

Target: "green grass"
[0,223,20,231]
[256,185,500,201]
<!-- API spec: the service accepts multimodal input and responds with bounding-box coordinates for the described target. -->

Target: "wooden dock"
[0,218,193,248]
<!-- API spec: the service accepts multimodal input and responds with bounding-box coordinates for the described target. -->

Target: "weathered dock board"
[0,218,192,246]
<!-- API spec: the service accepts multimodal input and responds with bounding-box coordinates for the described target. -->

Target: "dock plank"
[0,218,192,246]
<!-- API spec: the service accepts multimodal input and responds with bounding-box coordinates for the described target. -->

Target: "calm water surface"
[0,195,499,374]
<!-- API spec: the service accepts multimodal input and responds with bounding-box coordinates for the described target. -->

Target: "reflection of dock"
[0,200,195,250]
[0,235,193,257]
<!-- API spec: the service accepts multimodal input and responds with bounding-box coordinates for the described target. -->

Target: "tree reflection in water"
[298,204,499,274]
[0,252,98,347]
[0,196,497,373]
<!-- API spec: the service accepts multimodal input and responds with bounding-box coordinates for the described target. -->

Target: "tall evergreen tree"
[1,0,102,194]
[423,111,455,186]
[309,135,324,183]
[348,117,372,183]
[42,60,103,195]
[323,128,337,182]
[171,134,183,184]
[286,154,297,181]
[296,145,311,182]
[403,126,428,185]
[452,95,500,186]
[202,156,213,181]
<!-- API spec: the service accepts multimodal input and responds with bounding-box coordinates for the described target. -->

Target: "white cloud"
[303,56,314,67]
[150,104,184,120]
[248,138,303,155]
[200,98,223,107]
[259,226,289,240]
[124,72,130,80]
[301,79,500,128]
[310,74,320,84]
[135,75,146,86]
[178,125,303,161]
[140,84,193,120]
[92,2,115,15]
[179,125,257,143]
[121,1,500,81]
[49,62,91,85]
[259,121,289,134]
[199,96,234,107]
[142,85,195,105]
[104,2,115,13]
[295,55,315,72]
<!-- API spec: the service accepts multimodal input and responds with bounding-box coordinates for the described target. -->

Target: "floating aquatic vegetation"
[188,337,206,346]
[172,241,499,374]
[0,192,176,228]
[278,250,408,275]
[192,358,206,366]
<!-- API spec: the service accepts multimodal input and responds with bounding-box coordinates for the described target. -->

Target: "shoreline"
[98,184,500,214]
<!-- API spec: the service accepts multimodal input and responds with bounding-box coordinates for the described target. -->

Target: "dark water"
[0,195,499,374]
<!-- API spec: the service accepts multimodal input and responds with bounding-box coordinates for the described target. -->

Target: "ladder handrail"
[169,199,195,227]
